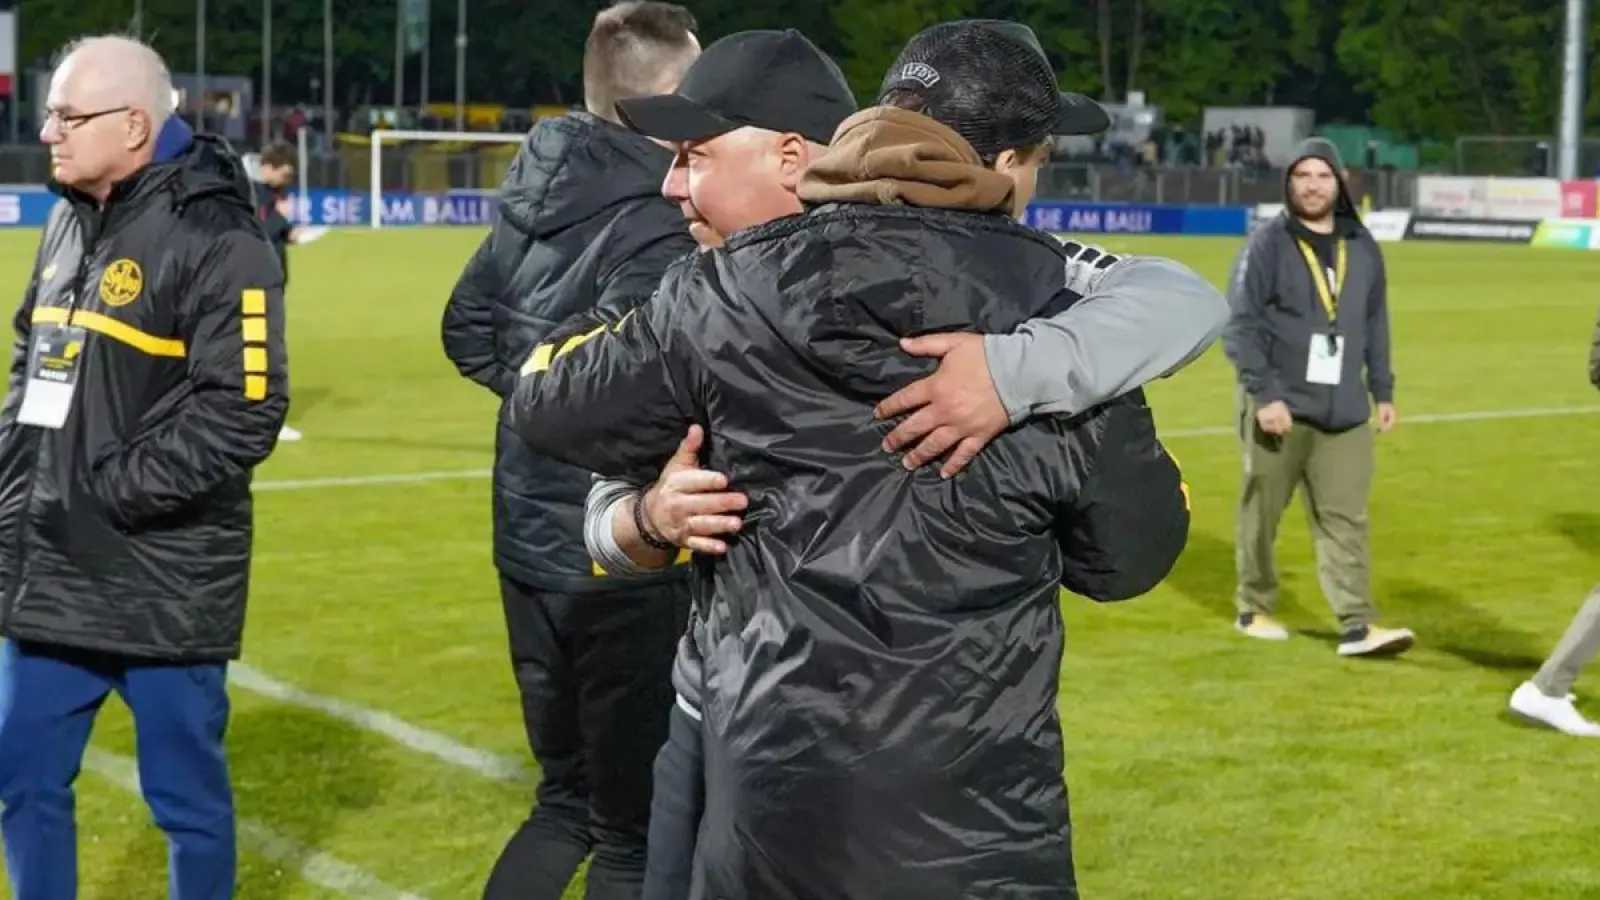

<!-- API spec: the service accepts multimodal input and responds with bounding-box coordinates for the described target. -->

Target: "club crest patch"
[99,259,143,307]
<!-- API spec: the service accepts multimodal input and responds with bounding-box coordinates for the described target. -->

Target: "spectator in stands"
[439,3,700,898]
[1506,324,1600,736]
[506,18,1196,898]
[0,34,288,899]
[1222,137,1413,657]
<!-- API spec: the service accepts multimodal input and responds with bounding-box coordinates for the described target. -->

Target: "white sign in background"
[1414,176,1488,219]
[1482,178,1563,220]
[1415,176,1565,221]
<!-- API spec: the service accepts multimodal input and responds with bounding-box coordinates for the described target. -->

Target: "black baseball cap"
[878,20,1110,160]
[616,29,857,146]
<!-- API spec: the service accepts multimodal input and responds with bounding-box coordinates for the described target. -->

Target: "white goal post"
[368,129,525,229]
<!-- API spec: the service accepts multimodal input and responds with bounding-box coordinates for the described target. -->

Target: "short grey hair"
[55,35,174,131]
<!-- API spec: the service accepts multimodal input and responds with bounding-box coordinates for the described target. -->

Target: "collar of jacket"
[797,107,1015,214]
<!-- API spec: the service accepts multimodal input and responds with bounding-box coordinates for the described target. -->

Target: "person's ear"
[126,109,154,151]
[991,147,1021,176]
[776,133,808,189]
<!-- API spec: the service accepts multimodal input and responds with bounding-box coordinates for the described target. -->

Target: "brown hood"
[796,107,1015,214]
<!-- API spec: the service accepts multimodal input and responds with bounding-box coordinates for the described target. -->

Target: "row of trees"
[15,0,1600,141]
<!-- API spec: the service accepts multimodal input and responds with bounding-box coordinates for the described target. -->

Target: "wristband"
[632,494,677,553]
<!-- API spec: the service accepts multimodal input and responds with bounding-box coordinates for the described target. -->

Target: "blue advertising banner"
[0,187,501,229]
[1023,202,1251,236]
[0,189,67,227]
[0,187,1251,236]
[286,189,499,227]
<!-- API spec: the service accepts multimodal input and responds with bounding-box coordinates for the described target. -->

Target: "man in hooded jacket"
[1222,137,1414,657]
[0,35,289,900]
[505,19,1191,899]
[438,3,702,897]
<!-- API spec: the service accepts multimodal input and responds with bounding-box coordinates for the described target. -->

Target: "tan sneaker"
[1235,612,1290,641]
[1337,624,1415,657]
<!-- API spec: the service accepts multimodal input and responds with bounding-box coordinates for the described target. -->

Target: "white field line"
[1157,403,1600,439]
[227,664,531,785]
[81,747,428,899]
[250,404,1600,494]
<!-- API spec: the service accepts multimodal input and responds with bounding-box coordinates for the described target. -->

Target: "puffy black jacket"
[0,119,289,662]
[505,108,1189,898]
[442,112,696,592]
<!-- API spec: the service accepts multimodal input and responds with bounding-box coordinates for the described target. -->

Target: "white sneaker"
[1509,681,1600,737]
[278,425,303,442]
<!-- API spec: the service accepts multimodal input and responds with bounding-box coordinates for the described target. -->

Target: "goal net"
[367,129,525,229]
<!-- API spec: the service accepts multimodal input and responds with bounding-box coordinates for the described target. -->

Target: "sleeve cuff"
[1248,385,1286,406]
[982,331,1034,425]
[584,479,665,578]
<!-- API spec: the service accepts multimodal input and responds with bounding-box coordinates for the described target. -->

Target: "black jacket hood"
[497,111,674,239]
[1284,136,1362,230]
[172,132,257,210]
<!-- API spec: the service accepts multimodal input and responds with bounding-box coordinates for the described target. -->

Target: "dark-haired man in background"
[439,3,701,898]
[252,140,299,283]
[252,140,304,442]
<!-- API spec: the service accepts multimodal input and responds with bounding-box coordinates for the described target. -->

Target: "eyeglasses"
[43,106,131,135]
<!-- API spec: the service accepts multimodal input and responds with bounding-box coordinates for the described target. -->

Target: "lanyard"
[1294,237,1345,324]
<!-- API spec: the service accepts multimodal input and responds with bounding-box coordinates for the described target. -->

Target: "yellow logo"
[99,259,143,308]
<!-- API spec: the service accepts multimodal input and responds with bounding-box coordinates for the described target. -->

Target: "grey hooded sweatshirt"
[1222,137,1395,431]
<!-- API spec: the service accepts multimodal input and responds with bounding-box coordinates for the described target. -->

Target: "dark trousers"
[643,702,704,900]
[0,639,235,900]
[484,575,689,900]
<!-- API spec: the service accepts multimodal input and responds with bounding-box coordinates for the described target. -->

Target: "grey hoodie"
[1221,137,1395,431]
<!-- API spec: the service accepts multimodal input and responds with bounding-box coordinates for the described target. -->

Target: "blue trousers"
[0,639,235,900]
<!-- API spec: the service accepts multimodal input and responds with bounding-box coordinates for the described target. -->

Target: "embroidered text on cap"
[899,62,940,88]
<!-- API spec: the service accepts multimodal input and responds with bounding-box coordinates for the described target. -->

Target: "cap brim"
[615,94,738,144]
[1054,92,1110,136]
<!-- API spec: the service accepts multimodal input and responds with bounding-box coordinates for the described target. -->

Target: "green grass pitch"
[0,228,1598,898]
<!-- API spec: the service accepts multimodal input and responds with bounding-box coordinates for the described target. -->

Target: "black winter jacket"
[505,108,1189,899]
[0,119,289,662]
[442,112,696,591]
